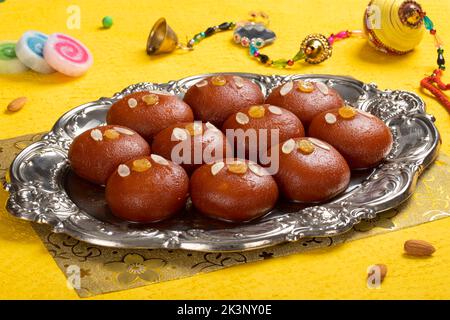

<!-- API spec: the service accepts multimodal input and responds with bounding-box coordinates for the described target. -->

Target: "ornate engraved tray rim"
[5,73,441,252]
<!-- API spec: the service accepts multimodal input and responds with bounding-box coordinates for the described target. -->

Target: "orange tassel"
[420,69,450,112]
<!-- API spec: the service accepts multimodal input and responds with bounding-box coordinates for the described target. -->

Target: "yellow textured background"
[0,0,449,299]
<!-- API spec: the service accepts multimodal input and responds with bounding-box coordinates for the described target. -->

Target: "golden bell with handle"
[146,18,179,55]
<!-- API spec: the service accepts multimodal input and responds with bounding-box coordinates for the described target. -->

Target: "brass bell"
[146,18,179,55]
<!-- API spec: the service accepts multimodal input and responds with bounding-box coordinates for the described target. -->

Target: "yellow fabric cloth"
[0,0,449,299]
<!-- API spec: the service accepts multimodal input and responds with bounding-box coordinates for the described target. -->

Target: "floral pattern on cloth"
[105,253,166,284]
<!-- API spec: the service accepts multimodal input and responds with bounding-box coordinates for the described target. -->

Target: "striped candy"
[15,31,55,74]
[43,33,93,77]
[0,41,28,74]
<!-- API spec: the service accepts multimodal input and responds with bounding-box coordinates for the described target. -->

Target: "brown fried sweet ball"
[222,104,305,157]
[68,125,151,185]
[183,75,265,126]
[190,159,279,222]
[105,155,189,223]
[106,91,194,141]
[266,80,344,127]
[271,137,351,203]
[308,106,393,169]
[151,122,229,173]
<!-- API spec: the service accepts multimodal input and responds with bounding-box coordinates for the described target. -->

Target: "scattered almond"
[368,264,387,282]
[7,97,27,112]
[404,240,435,257]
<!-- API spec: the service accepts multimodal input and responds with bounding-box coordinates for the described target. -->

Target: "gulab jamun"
[183,75,265,126]
[151,121,229,173]
[190,159,279,222]
[266,80,344,126]
[105,155,189,223]
[68,125,151,185]
[271,137,351,203]
[308,106,393,169]
[106,91,194,141]
[222,104,305,159]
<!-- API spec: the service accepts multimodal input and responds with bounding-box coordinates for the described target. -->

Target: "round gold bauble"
[300,34,332,64]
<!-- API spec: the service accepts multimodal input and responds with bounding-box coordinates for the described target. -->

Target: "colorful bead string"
[248,30,364,68]
[186,22,236,49]
[420,14,450,111]
[183,12,448,111]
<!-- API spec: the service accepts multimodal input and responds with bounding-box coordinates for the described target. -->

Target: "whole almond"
[368,264,388,282]
[7,97,27,112]
[404,240,435,257]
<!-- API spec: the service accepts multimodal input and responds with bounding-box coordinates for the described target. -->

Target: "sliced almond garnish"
[113,127,135,135]
[236,112,250,125]
[205,122,218,131]
[315,82,329,95]
[248,162,266,176]
[172,128,189,141]
[117,164,130,177]
[127,98,138,108]
[325,113,337,124]
[151,154,169,166]
[233,76,245,88]
[195,80,208,88]
[90,129,103,141]
[268,105,282,115]
[308,137,331,151]
[280,81,293,96]
[282,139,295,154]
[211,161,225,176]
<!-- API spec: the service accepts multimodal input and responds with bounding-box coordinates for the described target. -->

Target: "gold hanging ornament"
[300,34,332,64]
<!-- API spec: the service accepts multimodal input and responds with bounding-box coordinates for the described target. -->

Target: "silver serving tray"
[5,73,440,252]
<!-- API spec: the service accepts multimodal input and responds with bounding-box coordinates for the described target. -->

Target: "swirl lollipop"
[0,41,28,74]
[15,31,55,74]
[43,33,93,77]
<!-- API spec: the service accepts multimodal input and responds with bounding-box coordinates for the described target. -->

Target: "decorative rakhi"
[146,0,449,110]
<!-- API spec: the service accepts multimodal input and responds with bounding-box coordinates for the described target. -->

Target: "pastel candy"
[43,33,93,77]
[15,31,55,74]
[0,41,29,74]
